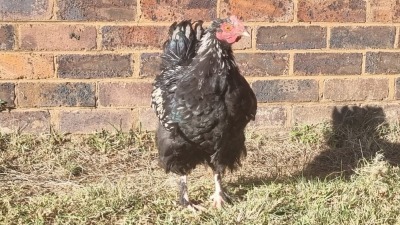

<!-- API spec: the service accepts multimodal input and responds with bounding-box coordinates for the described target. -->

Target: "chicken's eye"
[221,23,233,32]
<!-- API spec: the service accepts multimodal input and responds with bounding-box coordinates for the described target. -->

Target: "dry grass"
[1,117,400,224]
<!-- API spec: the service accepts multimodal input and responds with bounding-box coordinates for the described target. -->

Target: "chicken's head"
[215,16,249,44]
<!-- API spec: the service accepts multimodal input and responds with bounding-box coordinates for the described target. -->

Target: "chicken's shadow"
[228,105,400,199]
[302,105,400,179]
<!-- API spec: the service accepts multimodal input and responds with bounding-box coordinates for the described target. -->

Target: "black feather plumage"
[151,18,257,177]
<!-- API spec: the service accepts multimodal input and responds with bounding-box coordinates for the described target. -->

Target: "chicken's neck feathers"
[195,31,235,74]
[198,32,219,56]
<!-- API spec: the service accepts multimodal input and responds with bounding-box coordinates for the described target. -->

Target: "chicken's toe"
[210,191,232,209]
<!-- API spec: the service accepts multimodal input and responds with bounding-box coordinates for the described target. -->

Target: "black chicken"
[151,16,257,211]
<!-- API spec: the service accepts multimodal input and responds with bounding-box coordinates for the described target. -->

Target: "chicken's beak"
[241,30,250,37]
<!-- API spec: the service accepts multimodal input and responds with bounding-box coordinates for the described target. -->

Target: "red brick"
[382,104,400,123]
[256,26,326,50]
[250,106,287,128]
[324,78,389,101]
[252,79,319,103]
[0,0,52,21]
[59,109,135,133]
[292,105,338,125]
[366,52,400,75]
[17,82,96,107]
[0,111,50,133]
[139,107,158,131]
[57,0,137,21]
[298,0,366,22]
[140,53,161,78]
[20,25,97,51]
[0,25,14,50]
[293,104,399,129]
[330,26,395,49]
[57,54,133,79]
[370,0,400,22]
[102,26,169,50]
[141,0,216,22]
[294,53,362,75]
[235,53,289,76]
[0,83,15,107]
[98,82,152,107]
[220,0,293,22]
[0,53,54,79]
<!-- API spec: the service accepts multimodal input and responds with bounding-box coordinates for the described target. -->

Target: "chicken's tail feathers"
[161,20,204,70]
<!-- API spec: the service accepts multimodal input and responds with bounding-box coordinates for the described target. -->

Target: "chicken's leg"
[179,175,205,212]
[209,172,232,208]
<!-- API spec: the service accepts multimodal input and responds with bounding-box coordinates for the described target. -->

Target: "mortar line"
[16,23,23,50]
[0,50,162,54]
[244,75,394,81]
[14,81,20,107]
[388,77,396,100]
[216,0,221,18]
[22,106,173,111]
[219,48,394,53]
[395,26,400,48]
[2,78,156,83]
[4,48,399,55]
[95,80,99,108]
[3,21,400,26]
[361,51,367,75]
[318,79,325,102]
[293,0,298,23]
[133,52,141,78]
[51,0,57,21]
[251,25,257,50]
[0,101,371,111]
[96,25,102,51]
[13,24,20,51]
[136,0,142,22]
[96,106,152,110]
[15,101,400,111]
[365,0,372,22]
[1,74,394,84]
[0,21,174,26]
[12,81,17,107]
[132,108,140,130]
[13,99,400,112]
[49,109,60,130]
[288,52,294,76]
[286,105,293,127]
[326,27,331,49]
[256,100,400,107]
[53,54,58,79]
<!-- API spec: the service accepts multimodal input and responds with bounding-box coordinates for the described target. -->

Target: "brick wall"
[1,0,400,134]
